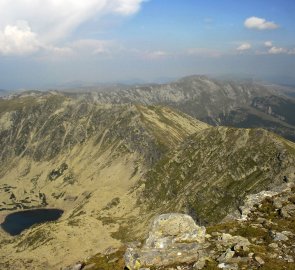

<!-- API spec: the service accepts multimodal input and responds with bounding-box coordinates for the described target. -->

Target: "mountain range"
[0,76,294,269]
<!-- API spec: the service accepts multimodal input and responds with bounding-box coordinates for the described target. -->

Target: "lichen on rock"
[124,213,208,270]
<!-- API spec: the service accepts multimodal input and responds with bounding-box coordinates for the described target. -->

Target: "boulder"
[271,231,289,242]
[217,248,235,263]
[124,213,207,270]
[145,213,206,249]
[217,233,250,252]
[239,190,277,220]
[280,204,295,218]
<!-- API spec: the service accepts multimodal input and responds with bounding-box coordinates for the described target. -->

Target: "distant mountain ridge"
[0,89,9,97]
[58,75,295,142]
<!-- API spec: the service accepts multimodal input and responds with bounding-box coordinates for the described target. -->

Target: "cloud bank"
[244,17,279,30]
[237,43,251,51]
[268,46,287,54]
[259,41,295,55]
[0,0,146,55]
[264,41,273,47]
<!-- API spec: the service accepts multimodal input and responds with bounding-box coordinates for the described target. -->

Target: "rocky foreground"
[65,182,295,270]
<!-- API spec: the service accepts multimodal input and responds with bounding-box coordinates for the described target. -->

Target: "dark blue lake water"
[0,209,63,236]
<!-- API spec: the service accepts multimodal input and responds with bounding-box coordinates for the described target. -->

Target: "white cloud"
[268,46,287,54]
[0,0,146,55]
[112,0,145,15]
[257,41,295,55]
[236,43,251,51]
[244,17,279,30]
[37,39,119,61]
[0,21,40,55]
[264,41,273,47]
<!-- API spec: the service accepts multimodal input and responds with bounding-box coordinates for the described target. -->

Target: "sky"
[0,0,295,89]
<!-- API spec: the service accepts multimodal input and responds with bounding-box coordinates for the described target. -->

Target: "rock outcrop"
[123,212,254,270]
[124,214,207,270]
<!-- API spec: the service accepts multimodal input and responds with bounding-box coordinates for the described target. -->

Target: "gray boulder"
[280,204,295,218]
[145,213,206,249]
[124,213,207,270]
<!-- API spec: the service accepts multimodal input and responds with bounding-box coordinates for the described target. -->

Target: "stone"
[272,197,287,209]
[268,243,279,249]
[218,234,250,252]
[124,213,208,270]
[124,248,141,270]
[256,217,267,224]
[145,213,206,249]
[255,256,265,265]
[284,255,294,263]
[272,232,289,242]
[217,248,235,263]
[280,204,295,218]
[217,263,238,270]
[281,230,293,236]
[82,264,96,270]
[269,253,278,259]
[239,191,278,220]
[193,256,208,269]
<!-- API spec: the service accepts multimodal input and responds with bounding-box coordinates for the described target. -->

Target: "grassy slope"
[140,127,295,224]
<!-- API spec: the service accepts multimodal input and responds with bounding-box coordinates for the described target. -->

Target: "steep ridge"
[0,93,208,269]
[139,127,295,225]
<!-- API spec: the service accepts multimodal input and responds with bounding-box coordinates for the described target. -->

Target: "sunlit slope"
[141,127,295,224]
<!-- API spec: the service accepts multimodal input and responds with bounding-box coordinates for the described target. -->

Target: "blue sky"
[0,0,295,89]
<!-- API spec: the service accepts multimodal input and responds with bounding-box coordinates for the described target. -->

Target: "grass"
[15,229,53,251]
[83,247,126,270]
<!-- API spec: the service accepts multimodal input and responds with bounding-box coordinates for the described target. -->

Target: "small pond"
[0,209,64,236]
